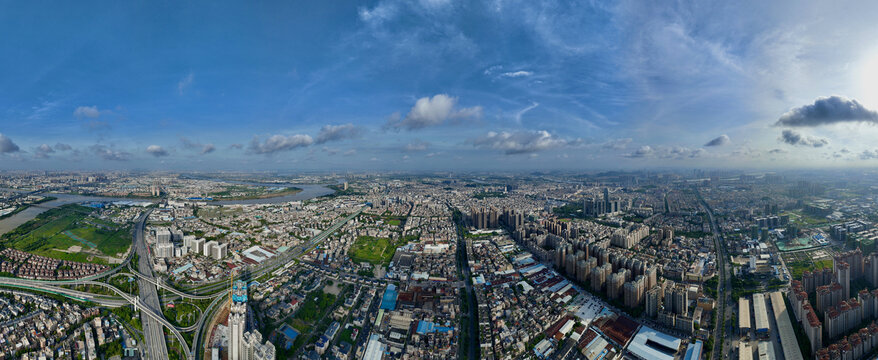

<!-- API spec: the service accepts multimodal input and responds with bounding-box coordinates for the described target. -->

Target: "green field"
[163,302,200,327]
[786,258,833,279]
[348,236,399,265]
[0,204,131,263]
[208,185,302,200]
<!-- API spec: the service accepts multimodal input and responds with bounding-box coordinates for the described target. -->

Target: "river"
[0,182,336,236]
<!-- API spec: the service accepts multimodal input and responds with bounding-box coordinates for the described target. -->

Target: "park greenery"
[348,235,404,266]
[0,204,131,264]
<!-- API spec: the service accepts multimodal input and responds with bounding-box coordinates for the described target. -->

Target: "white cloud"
[34,144,54,159]
[178,73,194,94]
[704,134,731,147]
[315,123,362,144]
[146,145,169,157]
[385,94,482,130]
[469,130,569,154]
[181,137,216,155]
[89,145,130,161]
[500,70,534,78]
[779,130,828,147]
[624,145,654,158]
[248,134,314,154]
[602,138,632,150]
[73,106,101,119]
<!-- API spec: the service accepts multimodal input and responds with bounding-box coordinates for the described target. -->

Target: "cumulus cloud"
[469,130,569,154]
[861,150,878,160]
[667,147,705,159]
[779,130,828,147]
[180,137,216,154]
[704,134,730,147]
[315,123,362,144]
[602,138,632,150]
[775,96,878,127]
[624,146,653,158]
[385,94,482,130]
[229,144,243,150]
[404,140,430,152]
[248,134,313,154]
[146,145,169,157]
[73,106,101,119]
[34,144,55,159]
[90,145,130,161]
[0,134,20,154]
[54,143,72,151]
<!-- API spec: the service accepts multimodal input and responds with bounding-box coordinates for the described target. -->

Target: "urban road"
[699,191,731,360]
[0,204,367,359]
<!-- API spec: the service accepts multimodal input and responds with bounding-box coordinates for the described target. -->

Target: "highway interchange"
[0,205,367,359]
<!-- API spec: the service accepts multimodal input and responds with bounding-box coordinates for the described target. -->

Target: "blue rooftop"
[380,284,398,310]
[684,340,703,360]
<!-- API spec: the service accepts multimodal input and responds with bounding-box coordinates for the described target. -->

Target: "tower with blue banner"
[232,280,248,303]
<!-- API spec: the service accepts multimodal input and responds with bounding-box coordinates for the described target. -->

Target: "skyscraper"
[228,280,250,360]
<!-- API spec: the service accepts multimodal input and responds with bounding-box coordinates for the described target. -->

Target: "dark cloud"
[146,145,169,157]
[248,134,313,154]
[779,130,828,147]
[768,148,787,154]
[315,123,362,144]
[775,96,878,127]
[0,134,20,154]
[53,143,72,151]
[90,145,130,161]
[229,144,243,150]
[469,130,570,155]
[385,94,482,130]
[704,134,730,147]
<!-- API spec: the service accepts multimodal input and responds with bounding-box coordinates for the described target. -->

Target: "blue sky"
[3,0,878,170]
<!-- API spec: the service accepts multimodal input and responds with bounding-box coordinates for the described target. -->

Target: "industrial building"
[753,293,770,339]
[739,297,751,337]
[769,291,803,360]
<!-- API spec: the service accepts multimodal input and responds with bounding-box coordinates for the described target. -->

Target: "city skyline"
[4,0,878,171]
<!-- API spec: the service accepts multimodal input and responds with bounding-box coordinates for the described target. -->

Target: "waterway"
[0,192,145,236]
[0,181,336,235]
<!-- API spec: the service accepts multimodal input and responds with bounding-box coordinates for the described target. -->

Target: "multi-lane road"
[700,192,731,360]
[0,204,366,359]
[132,209,171,360]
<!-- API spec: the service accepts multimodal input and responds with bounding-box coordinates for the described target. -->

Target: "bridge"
[0,204,367,359]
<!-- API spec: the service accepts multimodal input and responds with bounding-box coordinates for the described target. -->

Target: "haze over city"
[3,1,878,170]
